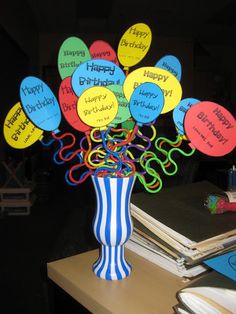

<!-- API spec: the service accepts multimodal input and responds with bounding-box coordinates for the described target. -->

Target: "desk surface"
[47,249,190,314]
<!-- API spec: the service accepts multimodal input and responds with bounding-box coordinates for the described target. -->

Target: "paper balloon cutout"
[106,84,131,125]
[3,102,43,149]
[20,76,61,133]
[89,40,119,65]
[58,77,90,133]
[185,101,236,156]
[117,23,152,68]
[123,66,182,114]
[77,86,118,129]
[72,59,126,97]
[57,36,91,79]
[129,82,164,126]
[155,55,182,81]
[173,98,200,135]
[122,119,135,131]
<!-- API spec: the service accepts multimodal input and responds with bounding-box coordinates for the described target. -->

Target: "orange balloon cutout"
[89,40,119,65]
[58,77,91,133]
[117,23,152,70]
[184,101,236,156]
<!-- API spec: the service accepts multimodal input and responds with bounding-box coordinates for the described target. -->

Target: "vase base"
[93,245,132,280]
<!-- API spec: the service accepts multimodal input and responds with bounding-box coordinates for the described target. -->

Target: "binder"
[130,181,236,251]
[126,181,236,277]
[174,271,236,313]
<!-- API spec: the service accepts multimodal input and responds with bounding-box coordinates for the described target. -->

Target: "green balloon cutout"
[122,119,135,131]
[57,36,91,79]
[107,85,131,126]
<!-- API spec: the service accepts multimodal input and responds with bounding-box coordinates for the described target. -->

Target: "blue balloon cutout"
[20,76,61,133]
[173,97,200,135]
[129,82,164,126]
[71,59,126,96]
[155,55,182,81]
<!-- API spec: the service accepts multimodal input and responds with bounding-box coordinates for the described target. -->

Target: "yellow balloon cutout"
[3,102,43,149]
[77,86,118,129]
[123,67,182,114]
[117,23,152,68]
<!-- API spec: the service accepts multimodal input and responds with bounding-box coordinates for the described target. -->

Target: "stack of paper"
[125,181,236,278]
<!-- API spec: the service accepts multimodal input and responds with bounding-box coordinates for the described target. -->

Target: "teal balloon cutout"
[107,84,131,126]
[20,76,61,133]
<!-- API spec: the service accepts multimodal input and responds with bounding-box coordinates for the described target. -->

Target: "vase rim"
[91,174,135,180]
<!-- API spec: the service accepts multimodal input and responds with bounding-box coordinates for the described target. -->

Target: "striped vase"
[91,175,136,280]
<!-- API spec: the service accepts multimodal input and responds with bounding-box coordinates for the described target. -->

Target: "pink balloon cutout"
[184,101,236,156]
[89,40,119,65]
[58,77,90,133]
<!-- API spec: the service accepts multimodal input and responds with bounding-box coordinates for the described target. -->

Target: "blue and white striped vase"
[91,175,136,280]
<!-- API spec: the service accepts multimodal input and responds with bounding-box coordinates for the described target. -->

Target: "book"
[130,181,236,253]
[126,228,236,277]
[125,232,208,278]
[174,271,236,314]
[130,216,236,266]
[126,181,236,277]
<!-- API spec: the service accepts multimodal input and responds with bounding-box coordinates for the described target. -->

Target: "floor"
[0,171,98,314]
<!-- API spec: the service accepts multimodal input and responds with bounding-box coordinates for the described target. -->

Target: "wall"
[0,0,39,72]
[194,43,236,115]
[0,1,39,169]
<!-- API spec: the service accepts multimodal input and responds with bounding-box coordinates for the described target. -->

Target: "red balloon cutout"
[89,40,119,65]
[58,77,90,133]
[184,101,236,156]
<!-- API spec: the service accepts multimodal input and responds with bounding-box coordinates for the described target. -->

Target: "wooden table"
[47,249,190,314]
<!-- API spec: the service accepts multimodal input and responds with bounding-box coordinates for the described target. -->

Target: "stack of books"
[126,181,236,278]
